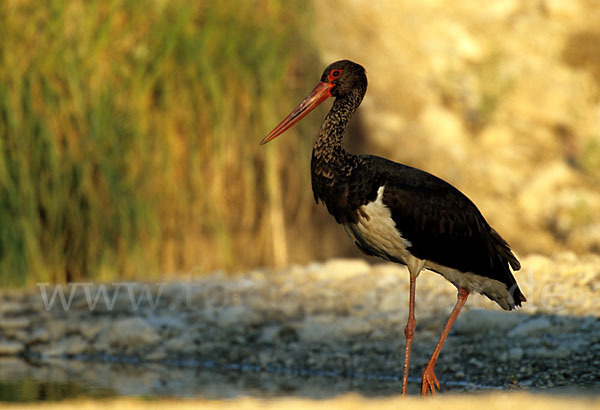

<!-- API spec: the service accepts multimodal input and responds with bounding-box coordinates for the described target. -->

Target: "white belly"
[343,186,414,265]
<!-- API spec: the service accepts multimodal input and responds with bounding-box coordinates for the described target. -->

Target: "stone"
[146,315,186,334]
[316,259,371,281]
[295,321,332,344]
[453,309,527,335]
[26,328,50,344]
[257,351,272,368]
[12,330,28,343]
[468,357,485,368]
[295,316,372,343]
[529,346,570,359]
[0,341,24,355]
[107,317,161,348]
[507,317,552,338]
[508,347,524,361]
[258,325,281,344]
[46,320,67,341]
[92,332,111,353]
[79,320,107,341]
[378,292,403,312]
[337,317,373,335]
[164,336,196,355]
[38,336,87,357]
[214,306,260,327]
[0,317,30,330]
[0,302,25,315]
[145,347,167,361]
[196,342,218,355]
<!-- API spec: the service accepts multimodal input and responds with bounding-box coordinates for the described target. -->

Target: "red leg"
[421,287,469,396]
[401,275,417,397]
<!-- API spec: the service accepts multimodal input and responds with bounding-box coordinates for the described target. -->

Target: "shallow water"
[0,379,114,402]
[3,355,599,403]
[0,356,512,402]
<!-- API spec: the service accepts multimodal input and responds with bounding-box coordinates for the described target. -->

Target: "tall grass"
[0,0,319,285]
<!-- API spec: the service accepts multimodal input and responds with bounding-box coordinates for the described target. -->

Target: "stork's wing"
[369,156,520,284]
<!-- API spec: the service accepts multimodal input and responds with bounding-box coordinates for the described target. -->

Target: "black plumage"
[261,59,526,396]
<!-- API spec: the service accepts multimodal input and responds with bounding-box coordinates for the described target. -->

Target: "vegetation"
[0,0,320,285]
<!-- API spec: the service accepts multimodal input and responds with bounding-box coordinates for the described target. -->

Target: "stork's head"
[260,60,366,145]
[319,60,367,98]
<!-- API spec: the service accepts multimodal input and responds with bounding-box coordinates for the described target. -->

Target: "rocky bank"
[0,253,599,397]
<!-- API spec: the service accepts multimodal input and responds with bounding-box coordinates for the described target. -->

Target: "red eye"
[328,69,342,81]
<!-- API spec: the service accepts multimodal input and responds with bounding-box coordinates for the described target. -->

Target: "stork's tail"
[490,228,527,309]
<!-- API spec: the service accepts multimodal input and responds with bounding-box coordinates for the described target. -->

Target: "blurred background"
[1,0,599,286]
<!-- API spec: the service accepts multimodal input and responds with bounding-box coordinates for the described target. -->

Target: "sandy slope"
[313,0,600,256]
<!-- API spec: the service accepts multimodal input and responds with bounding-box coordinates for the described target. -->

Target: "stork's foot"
[421,366,440,396]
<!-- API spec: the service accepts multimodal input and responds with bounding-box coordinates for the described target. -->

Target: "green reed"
[0,0,319,285]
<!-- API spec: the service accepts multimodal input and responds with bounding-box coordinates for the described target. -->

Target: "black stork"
[260,60,526,396]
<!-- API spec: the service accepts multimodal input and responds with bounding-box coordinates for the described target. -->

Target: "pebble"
[0,254,598,393]
[46,320,67,341]
[378,292,404,312]
[0,341,24,355]
[215,306,261,327]
[26,328,50,344]
[529,347,570,359]
[453,309,526,335]
[316,258,371,280]
[508,347,524,361]
[0,317,31,330]
[146,315,186,333]
[107,318,161,347]
[295,316,372,343]
[79,320,106,341]
[468,358,485,368]
[145,347,168,361]
[258,325,281,344]
[507,317,552,338]
[0,302,25,315]
[164,336,196,354]
[37,336,87,357]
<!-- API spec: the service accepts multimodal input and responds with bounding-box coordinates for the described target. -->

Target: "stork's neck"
[312,87,365,163]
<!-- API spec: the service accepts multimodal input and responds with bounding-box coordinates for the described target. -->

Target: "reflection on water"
[0,356,407,402]
[0,379,114,402]
[4,355,574,402]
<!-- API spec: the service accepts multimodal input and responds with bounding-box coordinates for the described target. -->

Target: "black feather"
[307,60,525,309]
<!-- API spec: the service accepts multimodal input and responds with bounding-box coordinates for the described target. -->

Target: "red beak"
[260,81,334,145]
